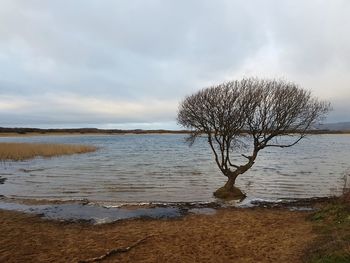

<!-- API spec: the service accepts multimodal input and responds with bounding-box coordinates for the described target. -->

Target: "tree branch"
[78,235,154,263]
[228,159,239,168]
[241,154,251,160]
[265,135,305,148]
[208,135,224,173]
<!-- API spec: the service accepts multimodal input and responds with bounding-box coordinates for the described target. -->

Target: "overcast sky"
[0,0,349,129]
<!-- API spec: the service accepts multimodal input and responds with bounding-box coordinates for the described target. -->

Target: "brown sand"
[0,208,315,263]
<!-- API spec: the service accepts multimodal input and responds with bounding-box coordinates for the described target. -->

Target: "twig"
[241,154,251,160]
[78,235,154,263]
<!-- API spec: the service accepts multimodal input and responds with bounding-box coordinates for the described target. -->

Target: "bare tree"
[177,78,331,199]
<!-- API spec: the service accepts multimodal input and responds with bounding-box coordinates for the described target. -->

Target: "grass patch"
[305,193,350,263]
[0,142,97,161]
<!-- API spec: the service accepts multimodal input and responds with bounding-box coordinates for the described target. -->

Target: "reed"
[0,142,96,161]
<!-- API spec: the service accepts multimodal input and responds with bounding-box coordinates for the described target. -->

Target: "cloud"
[0,93,177,125]
[0,0,349,127]
[0,96,34,111]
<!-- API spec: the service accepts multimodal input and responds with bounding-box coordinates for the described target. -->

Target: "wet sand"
[0,207,315,263]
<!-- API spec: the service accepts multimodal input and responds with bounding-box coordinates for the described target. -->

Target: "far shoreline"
[0,127,189,137]
[0,127,350,137]
[0,132,188,137]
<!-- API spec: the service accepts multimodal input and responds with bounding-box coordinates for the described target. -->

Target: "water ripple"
[0,134,349,204]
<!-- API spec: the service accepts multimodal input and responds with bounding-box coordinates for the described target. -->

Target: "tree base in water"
[213,186,246,200]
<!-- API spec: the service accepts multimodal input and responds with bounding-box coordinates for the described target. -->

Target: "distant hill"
[316,122,350,131]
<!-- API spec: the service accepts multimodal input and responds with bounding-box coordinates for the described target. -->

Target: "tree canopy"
[177,78,331,198]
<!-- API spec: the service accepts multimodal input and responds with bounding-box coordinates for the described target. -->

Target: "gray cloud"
[0,0,349,128]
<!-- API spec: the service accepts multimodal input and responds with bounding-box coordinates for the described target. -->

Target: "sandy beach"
[0,207,315,263]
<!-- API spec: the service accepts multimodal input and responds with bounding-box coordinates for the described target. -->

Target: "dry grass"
[0,142,96,161]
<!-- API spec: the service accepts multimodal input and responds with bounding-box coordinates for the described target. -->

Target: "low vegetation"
[0,142,96,161]
[305,192,350,263]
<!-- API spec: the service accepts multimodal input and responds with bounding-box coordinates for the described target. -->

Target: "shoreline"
[0,194,337,224]
[1,194,348,262]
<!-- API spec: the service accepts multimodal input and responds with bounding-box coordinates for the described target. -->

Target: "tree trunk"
[213,149,258,200]
[223,176,237,192]
[213,175,245,200]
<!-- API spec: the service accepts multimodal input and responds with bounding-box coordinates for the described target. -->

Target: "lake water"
[0,134,349,205]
